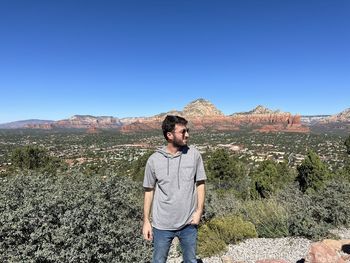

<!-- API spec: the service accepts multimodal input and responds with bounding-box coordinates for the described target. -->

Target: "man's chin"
[172,142,188,148]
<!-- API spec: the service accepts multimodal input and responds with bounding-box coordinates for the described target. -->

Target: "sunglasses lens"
[182,128,189,135]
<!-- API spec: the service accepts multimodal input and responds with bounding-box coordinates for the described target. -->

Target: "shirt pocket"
[181,165,195,182]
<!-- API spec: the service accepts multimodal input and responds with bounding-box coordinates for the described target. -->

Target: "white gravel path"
[201,237,312,263]
[166,228,350,263]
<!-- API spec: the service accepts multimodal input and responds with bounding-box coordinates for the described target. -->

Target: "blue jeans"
[152,224,198,263]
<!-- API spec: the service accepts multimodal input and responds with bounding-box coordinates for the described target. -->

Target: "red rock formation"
[24,99,308,133]
[120,114,308,133]
[319,108,350,123]
[120,120,162,133]
[28,115,122,129]
[305,241,347,263]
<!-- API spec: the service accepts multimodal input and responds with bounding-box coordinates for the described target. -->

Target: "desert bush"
[251,160,294,198]
[10,145,65,174]
[203,185,241,222]
[335,160,350,182]
[296,150,331,193]
[206,148,247,189]
[277,185,331,240]
[345,133,350,155]
[206,148,250,199]
[276,181,349,240]
[131,150,153,182]
[310,178,350,227]
[0,172,151,262]
[239,198,289,238]
[197,215,257,257]
[197,224,227,258]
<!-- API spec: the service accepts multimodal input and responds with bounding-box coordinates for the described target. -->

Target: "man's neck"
[166,143,181,155]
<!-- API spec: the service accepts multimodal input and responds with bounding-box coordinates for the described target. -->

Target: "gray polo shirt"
[143,145,207,230]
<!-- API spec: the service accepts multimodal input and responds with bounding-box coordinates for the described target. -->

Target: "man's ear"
[167,131,173,141]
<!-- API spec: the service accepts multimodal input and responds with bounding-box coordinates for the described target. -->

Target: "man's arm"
[191,180,205,225]
[143,187,154,241]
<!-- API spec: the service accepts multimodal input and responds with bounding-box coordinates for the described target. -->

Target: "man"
[143,115,206,263]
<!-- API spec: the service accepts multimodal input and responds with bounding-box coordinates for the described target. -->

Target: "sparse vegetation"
[0,172,152,262]
[0,129,349,260]
[239,198,289,238]
[10,145,65,174]
[296,150,331,193]
[251,160,294,198]
[345,133,350,155]
[197,215,257,257]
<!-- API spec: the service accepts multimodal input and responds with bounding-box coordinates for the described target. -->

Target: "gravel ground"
[166,228,350,263]
[201,237,312,263]
[330,227,350,239]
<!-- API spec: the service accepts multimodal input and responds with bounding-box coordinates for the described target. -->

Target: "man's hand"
[190,210,202,225]
[191,180,205,225]
[143,220,153,241]
[143,188,154,241]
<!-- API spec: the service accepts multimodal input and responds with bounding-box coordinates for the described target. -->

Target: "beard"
[172,136,187,148]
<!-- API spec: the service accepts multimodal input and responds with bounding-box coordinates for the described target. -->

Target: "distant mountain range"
[300,115,331,125]
[0,119,55,129]
[232,105,282,115]
[1,99,349,134]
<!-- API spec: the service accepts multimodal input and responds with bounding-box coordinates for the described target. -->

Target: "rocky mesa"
[28,115,122,129]
[25,99,309,133]
[320,108,350,123]
[120,99,308,133]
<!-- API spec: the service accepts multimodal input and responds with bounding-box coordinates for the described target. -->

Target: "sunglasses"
[173,128,190,135]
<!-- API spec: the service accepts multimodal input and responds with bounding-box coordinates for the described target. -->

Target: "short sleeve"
[143,158,156,188]
[195,152,207,181]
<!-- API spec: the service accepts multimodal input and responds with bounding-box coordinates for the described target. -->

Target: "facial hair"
[172,135,186,148]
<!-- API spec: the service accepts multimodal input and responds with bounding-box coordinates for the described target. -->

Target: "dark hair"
[162,115,188,141]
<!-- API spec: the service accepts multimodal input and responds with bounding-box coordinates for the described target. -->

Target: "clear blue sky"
[1,0,349,123]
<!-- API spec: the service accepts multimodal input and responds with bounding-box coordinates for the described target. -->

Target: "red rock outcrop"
[319,108,350,123]
[305,239,350,263]
[121,114,307,133]
[28,115,122,129]
[182,98,224,117]
[56,115,121,128]
[120,120,162,133]
[25,99,309,133]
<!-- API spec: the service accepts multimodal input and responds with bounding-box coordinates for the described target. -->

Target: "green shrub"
[197,224,227,258]
[198,215,257,257]
[0,172,152,262]
[345,134,350,155]
[251,160,294,198]
[296,150,331,193]
[206,148,247,190]
[203,185,242,222]
[277,178,350,240]
[335,160,350,182]
[277,184,332,240]
[311,178,350,227]
[131,150,153,182]
[10,145,65,174]
[239,198,289,238]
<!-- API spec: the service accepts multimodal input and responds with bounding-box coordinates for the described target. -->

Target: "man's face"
[170,124,189,147]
